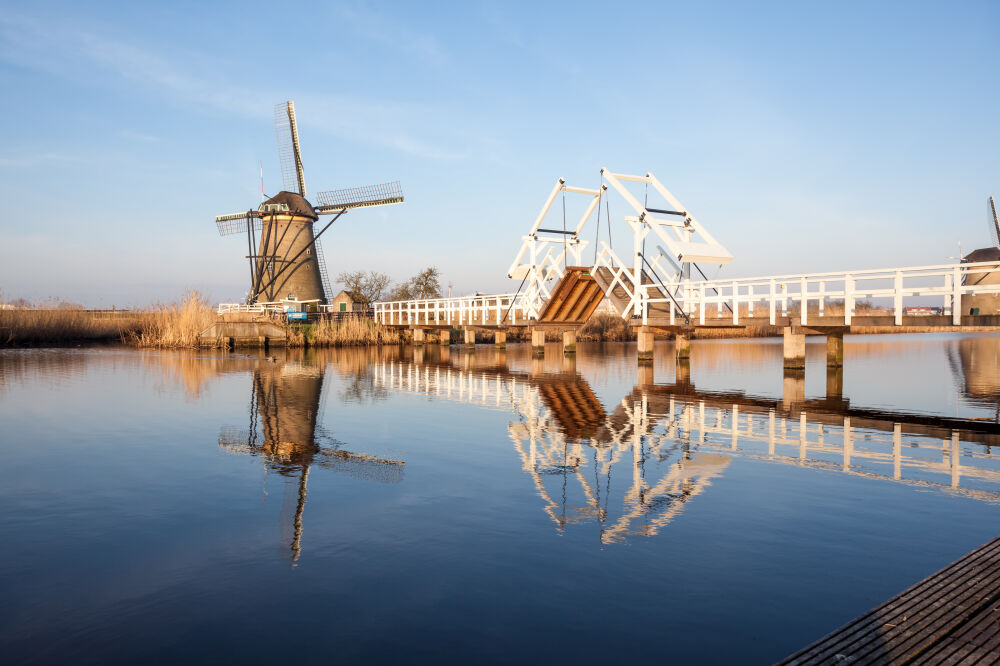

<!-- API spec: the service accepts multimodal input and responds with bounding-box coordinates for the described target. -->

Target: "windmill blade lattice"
[989,196,1000,248]
[215,212,263,237]
[314,181,404,213]
[275,102,306,196]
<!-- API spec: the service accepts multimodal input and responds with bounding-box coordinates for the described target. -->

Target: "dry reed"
[124,291,218,348]
[289,317,403,347]
[0,307,146,346]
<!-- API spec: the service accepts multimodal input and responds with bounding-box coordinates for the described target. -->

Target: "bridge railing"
[636,260,1000,326]
[217,303,267,314]
[373,292,529,327]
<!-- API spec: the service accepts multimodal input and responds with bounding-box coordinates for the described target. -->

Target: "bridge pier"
[675,358,691,386]
[674,332,691,361]
[638,326,654,362]
[531,328,545,356]
[826,331,844,367]
[783,327,806,370]
[638,362,654,386]
[439,329,451,346]
[412,328,426,346]
[464,329,476,347]
[562,353,577,374]
[826,365,844,400]
[563,330,576,355]
[783,369,806,409]
[495,330,506,349]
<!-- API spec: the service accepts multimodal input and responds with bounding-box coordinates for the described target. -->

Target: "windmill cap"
[964,247,1000,263]
[260,191,318,221]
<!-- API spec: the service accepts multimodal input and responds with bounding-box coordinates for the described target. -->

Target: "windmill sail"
[990,196,999,248]
[275,101,306,196]
[216,212,263,237]
[314,181,404,214]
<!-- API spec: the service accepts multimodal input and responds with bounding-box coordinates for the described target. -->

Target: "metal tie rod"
[536,228,576,235]
[645,207,688,217]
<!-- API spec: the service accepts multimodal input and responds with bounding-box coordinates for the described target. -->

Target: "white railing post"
[943,272,952,317]
[953,265,962,325]
[800,276,808,326]
[894,270,903,325]
[699,283,706,325]
[845,274,854,326]
[818,280,825,316]
[769,278,776,325]
[732,280,739,325]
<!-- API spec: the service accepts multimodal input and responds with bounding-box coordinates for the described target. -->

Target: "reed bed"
[289,318,403,347]
[125,292,218,348]
[578,313,634,341]
[0,307,146,346]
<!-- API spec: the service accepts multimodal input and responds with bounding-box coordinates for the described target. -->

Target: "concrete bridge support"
[638,362,655,386]
[412,328,426,346]
[826,332,844,367]
[562,354,577,374]
[675,359,691,386]
[439,329,451,346]
[495,330,506,349]
[637,326,654,362]
[531,328,545,356]
[783,369,806,410]
[563,330,576,355]
[674,332,691,361]
[464,329,476,347]
[826,365,844,400]
[783,327,806,370]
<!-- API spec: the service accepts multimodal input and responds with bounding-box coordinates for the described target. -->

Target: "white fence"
[633,259,1000,326]
[373,292,530,327]
[372,259,1000,328]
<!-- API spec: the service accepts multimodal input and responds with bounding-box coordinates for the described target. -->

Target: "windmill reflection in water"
[219,359,404,563]
[375,346,1000,545]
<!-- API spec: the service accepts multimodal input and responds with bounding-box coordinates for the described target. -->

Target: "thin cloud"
[0,153,85,168]
[333,4,450,67]
[0,12,466,161]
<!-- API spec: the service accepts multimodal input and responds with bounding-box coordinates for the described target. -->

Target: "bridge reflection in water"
[373,344,1000,544]
[216,357,404,563]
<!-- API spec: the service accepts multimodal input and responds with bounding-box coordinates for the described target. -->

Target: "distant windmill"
[215,101,404,305]
[961,195,1000,316]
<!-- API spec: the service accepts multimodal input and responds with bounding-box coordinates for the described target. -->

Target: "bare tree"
[387,267,441,301]
[336,271,391,305]
[409,267,441,299]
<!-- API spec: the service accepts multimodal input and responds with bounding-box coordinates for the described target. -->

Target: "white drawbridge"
[374,168,1000,328]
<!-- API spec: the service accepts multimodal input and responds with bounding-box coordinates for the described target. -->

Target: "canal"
[1,334,998,663]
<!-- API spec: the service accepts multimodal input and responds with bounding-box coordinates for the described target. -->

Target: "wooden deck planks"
[537,267,605,324]
[781,536,1000,664]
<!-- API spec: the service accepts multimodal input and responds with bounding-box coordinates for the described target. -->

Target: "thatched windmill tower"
[215,101,404,306]
[963,196,1000,316]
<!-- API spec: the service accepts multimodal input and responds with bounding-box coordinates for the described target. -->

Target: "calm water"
[1,334,999,663]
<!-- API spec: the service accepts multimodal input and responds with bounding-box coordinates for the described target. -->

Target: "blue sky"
[0,1,997,306]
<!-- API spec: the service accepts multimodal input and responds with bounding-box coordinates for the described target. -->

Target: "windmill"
[215,101,404,306]
[219,360,404,563]
[960,195,1000,316]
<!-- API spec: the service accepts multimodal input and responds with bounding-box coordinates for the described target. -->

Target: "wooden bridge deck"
[781,536,1000,664]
